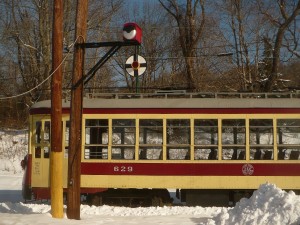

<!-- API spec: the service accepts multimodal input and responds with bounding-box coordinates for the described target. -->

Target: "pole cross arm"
[76,41,140,48]
[73,41,140,89]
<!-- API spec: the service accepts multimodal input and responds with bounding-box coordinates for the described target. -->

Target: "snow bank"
[0,202,51,214]
[0,129,28,174]
[215,183,300,225]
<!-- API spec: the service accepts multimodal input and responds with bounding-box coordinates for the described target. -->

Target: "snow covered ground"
[1,130,300,224]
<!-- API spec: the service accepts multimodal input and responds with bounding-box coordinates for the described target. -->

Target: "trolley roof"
[30,92,300,112]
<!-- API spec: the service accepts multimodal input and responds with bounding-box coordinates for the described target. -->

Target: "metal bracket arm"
[72,41,140,89]
[76,41,140,48]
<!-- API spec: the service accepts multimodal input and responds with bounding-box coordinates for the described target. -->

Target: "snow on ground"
[1,174,300,225]
[0,129,28,174]
[1,130,300,224]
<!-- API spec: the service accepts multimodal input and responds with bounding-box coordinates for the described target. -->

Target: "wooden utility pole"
[67,0,88,220]
[50,0,64,219]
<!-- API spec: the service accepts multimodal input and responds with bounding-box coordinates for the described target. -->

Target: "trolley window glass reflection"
[167,119,190,160]
[249,119,273,160]
[139,119,163,160]
[277,119,300,160]
[85,119,108,159]
[112,119,135,160]
[194,119,218,160]
[222,119,246,160]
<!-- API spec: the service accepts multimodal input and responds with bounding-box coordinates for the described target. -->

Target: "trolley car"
[22,91,300,206]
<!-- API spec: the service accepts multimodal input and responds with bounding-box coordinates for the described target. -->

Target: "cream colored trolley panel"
[81,175,300,190]
[163,118,167,160]
[190,118,195,160]
[31,116,51,188]
[31,115,69,188]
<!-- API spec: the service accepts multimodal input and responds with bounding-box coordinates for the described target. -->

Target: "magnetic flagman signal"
[125,55,147,76]
[123,22,142,44]
[73,22,144,88]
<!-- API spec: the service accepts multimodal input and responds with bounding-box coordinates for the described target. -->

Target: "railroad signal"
[125,54,147,76]
[123,22,142,44]
[65,17,144,219]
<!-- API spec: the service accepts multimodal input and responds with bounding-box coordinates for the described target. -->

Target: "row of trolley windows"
[33,119,300,160]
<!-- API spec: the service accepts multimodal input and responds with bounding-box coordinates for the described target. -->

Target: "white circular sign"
[125,55,147,76]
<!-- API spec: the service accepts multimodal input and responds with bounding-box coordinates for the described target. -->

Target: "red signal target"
[125,55,147,76]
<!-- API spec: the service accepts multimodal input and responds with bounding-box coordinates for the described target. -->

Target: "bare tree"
[80,0,124,94]
[1,0,52,103]
[229,0,251,90]
[215,0,267,91]
[283,15,300,58]
[258,0,300,91]
[138,2,170,91]
[0,0,125,128]
[159,0,206,91]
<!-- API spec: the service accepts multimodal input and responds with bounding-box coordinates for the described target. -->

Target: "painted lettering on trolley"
[113,165,133,173]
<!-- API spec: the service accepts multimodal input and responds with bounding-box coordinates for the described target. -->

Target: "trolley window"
[44,121,50,143]
[112,119,135,160]
[167,119,190,160]
[33,120,50,159]
[194,119,218,160]
[35,146,41,158]
[139,119,163,160]
[222,119,245,160]
[35,121,42,144]
[249,119,273,160]
[85,119,108,159]
[277,119,300,160]
[34,121,42,159]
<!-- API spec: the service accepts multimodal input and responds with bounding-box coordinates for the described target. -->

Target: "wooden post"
[67,0,88,220]
[50,0,64,219]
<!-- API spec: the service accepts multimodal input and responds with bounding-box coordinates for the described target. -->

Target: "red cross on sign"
[125,55,147,76]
